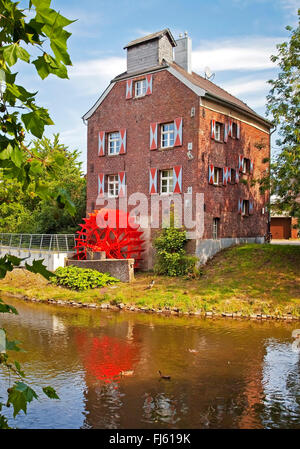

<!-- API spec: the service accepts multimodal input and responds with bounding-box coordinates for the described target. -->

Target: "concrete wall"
[195,237,264,265]
[0,247,71,271]
[66,258,135,283]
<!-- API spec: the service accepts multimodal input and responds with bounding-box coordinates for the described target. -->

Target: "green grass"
[0,244,299,317]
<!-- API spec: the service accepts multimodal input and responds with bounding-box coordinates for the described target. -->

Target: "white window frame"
[213,167,220,186]
[160,169,173,195]
[107,174,119,198]
[135,79,146,97]
[108,132,121,155]
[161,123,175,148]
[215,122,222,141]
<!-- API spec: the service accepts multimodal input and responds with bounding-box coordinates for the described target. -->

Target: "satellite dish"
[204,66,215,81]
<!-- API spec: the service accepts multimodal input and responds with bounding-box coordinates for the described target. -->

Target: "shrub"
[154,227,197,276]
[50,266,119,291]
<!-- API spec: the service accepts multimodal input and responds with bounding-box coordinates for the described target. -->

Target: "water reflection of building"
[260,339,300,429]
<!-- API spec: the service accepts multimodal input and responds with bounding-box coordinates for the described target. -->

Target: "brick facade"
[84,31,272,268]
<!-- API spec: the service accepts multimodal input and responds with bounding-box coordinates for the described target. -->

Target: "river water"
[0,297,299,429]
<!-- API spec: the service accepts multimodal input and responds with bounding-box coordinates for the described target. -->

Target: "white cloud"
[192,37,280,73]
[221,78,269,96]
[279,0,299,13]
[69,56,126,95]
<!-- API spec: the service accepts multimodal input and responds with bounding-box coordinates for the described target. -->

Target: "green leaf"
[11,146,24,168]
[0,144,13,161]
[6,339,23,352]
[0,256,14,279]
[16,46,30,63]
[14,361,25,378]
[0,299,18,315]
[31,0,51,10]
[21,110,53,138]
[35,183,49,200]
[25,259,53,280]
[50,35,72,66]
[3,45,18,67]
[6,255,24,267]
[29,160,43,176]
[8,382,38,418]
[42,386,59,399]
[32,56,50,80]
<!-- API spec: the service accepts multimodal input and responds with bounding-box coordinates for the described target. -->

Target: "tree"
[0,134,86,234]
[266,10,300,220]
[0,0,75,427]
[0,0,75,214]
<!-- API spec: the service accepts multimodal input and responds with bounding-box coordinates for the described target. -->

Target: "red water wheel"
[75,209,144,268]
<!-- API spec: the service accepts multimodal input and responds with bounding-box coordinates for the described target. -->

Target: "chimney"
[174,31,192,73]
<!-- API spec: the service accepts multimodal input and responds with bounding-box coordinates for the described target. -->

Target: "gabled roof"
[170,62,255,115]
[83,60,273,128]
[124,28,177,49]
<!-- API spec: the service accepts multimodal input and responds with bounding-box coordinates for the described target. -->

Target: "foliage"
[0,0,75,214]
[50,265,120,291]
[154,227,197,276]
[0,256,59,428]
[0,134,86,234]
[0,0,74,428]
[266,11,300,220]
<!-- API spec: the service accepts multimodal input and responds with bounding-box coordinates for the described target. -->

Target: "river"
[0,297,299,429]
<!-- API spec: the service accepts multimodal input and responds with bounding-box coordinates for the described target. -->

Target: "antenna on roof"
[204,66,215,81]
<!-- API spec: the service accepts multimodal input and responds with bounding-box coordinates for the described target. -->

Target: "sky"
[20,0,299,172]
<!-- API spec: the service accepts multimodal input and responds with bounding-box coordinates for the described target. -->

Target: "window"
[161,123,174,148]
[231,168,235,184]
[232,123,237,138]
[135,79,146,97]
[108,174,119,197]
[215,122,222,141]
[160,169,173,194]
[213,218,220,239]
[213,167,221,186]
[108,132,121,155]
[242,158,250,174]
[242,200,249,216]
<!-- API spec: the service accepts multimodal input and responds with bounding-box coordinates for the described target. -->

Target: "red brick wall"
[198,106,270,239]
[87,70,199,210]
[86,68,270,265]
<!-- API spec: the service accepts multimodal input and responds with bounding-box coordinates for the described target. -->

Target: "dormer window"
[135,79,146,97]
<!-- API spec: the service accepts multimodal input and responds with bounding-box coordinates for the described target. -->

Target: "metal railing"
[0,233,76,252]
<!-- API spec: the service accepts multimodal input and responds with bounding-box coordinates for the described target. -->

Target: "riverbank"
[0,244,299,320]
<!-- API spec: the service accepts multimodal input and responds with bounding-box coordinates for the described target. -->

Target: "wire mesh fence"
[0,234,76,252]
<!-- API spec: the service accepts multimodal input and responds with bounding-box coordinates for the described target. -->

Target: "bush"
[50,266,119,291]
[154,227,197,276]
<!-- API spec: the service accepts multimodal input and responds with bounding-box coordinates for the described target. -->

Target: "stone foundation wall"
[195,237,264,265]
[66,258,135,283]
